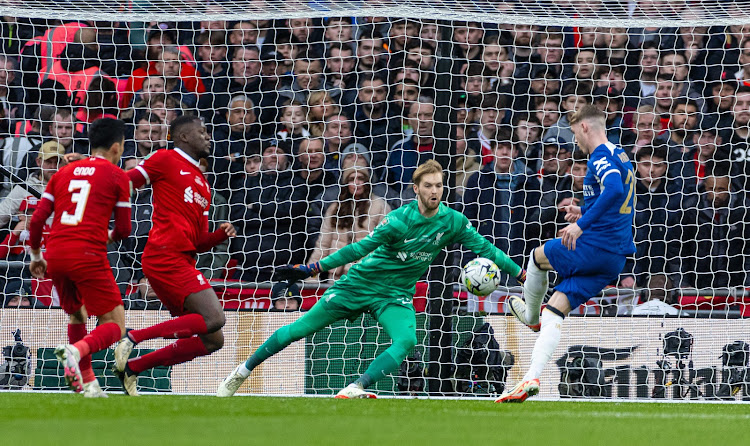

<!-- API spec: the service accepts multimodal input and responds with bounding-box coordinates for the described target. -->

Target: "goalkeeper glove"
[274,262,322,282]
[516,269,527,284]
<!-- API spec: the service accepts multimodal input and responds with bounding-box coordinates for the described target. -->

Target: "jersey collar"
[174,148,201,167]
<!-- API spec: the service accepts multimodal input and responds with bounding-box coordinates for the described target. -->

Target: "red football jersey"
[128,148,211,253]
[42,156,131,256]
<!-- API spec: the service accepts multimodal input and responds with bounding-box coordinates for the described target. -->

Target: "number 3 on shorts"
[61,179,91,226]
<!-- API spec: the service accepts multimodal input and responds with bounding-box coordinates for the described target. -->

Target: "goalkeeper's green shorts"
[315,279,414,322]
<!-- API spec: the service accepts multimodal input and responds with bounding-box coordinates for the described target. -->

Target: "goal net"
[1,1,749,401]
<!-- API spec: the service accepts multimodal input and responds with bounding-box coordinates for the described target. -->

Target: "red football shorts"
[141,246,212,316]
[46,252,123,317]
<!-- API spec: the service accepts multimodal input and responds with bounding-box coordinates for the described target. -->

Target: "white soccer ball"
[461,258,501,296]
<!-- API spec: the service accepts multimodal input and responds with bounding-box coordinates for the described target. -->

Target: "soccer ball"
[461,258,500,296]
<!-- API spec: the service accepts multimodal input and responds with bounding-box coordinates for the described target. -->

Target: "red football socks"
[128,314,208,344]
[68,323,95,384]
[72,322,121,359]
[127,336,209,374]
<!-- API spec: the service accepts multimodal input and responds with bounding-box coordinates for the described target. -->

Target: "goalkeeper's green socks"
[354,350,401,389]
[524,253,548,326]
[238,330,287,378]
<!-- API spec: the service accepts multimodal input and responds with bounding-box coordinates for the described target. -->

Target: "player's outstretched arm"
[28,191,55,278]
[453,214,524,283]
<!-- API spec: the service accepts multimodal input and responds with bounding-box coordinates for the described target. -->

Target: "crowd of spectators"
[1,8,749,311]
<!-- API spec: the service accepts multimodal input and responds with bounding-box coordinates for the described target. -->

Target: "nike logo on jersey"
[403,238,418,243]
[180,170,190,175]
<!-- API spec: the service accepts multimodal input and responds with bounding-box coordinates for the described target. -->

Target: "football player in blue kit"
[498,104,636,403]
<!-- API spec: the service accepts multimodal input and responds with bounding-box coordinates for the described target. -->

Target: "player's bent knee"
[203,310,226,333]
[201,331,224,353]
[392,335,417,358]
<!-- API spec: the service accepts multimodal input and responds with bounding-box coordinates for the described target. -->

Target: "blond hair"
[412,159,444,185]
[568,104,606,127]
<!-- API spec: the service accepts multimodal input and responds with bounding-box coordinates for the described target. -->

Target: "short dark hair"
[635,143,668,162]
[89,118,125,151]
[169,115,202,141]
[571,150,588,165]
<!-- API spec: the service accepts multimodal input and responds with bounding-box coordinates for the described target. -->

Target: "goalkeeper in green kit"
[217,160,526,398]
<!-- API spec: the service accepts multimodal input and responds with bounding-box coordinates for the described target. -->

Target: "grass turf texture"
[1,393,748,445]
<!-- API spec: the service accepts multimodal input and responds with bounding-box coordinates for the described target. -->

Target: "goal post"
[0,1,749,401]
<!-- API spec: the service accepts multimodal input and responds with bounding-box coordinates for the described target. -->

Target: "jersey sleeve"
[318,213,404,272]
[29,175,57,251]
[129,150,166,189]
[110,170,133,242]
[451,212,522,277]
[576,151,625,231]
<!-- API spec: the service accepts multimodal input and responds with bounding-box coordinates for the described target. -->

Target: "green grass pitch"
[1,393,748,445]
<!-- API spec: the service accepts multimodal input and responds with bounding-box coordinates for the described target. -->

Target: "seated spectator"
[286,56,327,104]
[198,45,263,126]
[621,145,695,301]
[307,164,391,281]
[687,125,730,186]
[0,142,64,229]
[387,97,436,194]
[677,161,750,289]
[352,72,395,176]
[229,144,307,282]
[323,17,354,45]
[391,79,421,135]
[275,100,311,155]
[122,113,167,162]
[512,113,543,172]
[461,131,542,271]
[356,31,386,74]
[534,95,561,133]
[307,90,340,137]
[195,30,229,93]
[466,94,506,167]
[621,104,666,157]
[324,42,358,105]
[123,44,205,109]
[728,85,750,194]
[544,82,592,144]
[538,136,574,240]
[143,93,189,127]
[212,94,262,194]
[322,114,354,174]
[461,62,493,110]
[294,137,338,250]
[18,108,87,181]
[269,281,302,311]
[623,40,659,109]
[481,35,516,93]
[0,55,26,125]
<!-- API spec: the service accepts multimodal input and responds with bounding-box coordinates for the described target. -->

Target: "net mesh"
[0,3,749,400]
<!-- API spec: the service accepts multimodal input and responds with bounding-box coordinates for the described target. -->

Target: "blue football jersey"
[579,142,637,255]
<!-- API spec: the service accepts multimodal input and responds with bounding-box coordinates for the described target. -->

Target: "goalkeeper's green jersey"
[318,201,522,299]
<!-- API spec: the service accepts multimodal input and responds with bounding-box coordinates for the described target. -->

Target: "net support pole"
[426,52,458,395]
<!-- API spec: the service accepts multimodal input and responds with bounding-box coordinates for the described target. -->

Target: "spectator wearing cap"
[322,114,354,173]
[460,128,541,271]
[306,164,391,282]
[0,141,64,229]
[229,143,307,282]
[387,97,436,193]
[620,144,696,297]
[538,135,574,240]
[677,161,750,289]
[543,83,592,144]
[211,94,263,195]
[270,281,302,311]
[728,85,750,194]
[198,45,263,126]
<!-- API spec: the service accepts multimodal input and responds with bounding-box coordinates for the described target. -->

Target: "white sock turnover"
[523,254,548,325]
[523,310,564,382]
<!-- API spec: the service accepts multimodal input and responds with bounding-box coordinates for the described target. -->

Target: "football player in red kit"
[29,118,132,396]
[114,115,236,396]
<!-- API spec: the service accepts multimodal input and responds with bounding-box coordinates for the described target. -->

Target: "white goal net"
[1,0,749,400]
